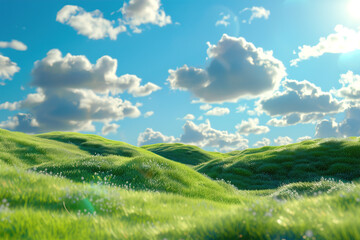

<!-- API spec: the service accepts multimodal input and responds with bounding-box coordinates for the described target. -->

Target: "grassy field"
[1,128,360,239]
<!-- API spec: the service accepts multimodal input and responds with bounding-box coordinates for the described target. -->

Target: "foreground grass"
[1,129,360,239]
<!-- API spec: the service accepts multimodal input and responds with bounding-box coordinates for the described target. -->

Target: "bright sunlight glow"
[348,0,360,19]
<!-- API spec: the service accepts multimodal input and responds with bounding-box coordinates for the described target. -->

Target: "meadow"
[1,128,360,239]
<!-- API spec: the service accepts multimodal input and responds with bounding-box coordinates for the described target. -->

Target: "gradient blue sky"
[1,0,360,151]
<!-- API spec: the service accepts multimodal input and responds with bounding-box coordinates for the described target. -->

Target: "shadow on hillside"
[197,139,360,190]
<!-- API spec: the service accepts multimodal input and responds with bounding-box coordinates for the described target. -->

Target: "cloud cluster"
[253,137,270,148]
[291,25,360,66]
[168,34,286,103]
[0,55,20,84]
[57,1,171,39]
[183,114,195,120]
[205,107,230,116]
[236,118,269,135]
[215,13,230,27]
[102,122,120,135]
[274,136,293,146]
[120,0,172,33]
[258,79,343,126]
[315,107,360,138]
[137,128,178,146]
[138,120,249,152]
[0,40,27,51]
[144,111,154,118]
[0,49,160,133]
[57,5,126,40]
[336,71,360,101]
[240,6,270,24]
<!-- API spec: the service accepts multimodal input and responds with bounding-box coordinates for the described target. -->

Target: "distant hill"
[142,143,227,165]
[195,138,360,189]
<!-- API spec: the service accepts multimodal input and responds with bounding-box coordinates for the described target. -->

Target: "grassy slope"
[141,143,227,165]
[0,129,239,201]
[1,129,360,239]
[196,138,360,190]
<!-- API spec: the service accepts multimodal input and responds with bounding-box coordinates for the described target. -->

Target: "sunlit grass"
[1,129,360,239]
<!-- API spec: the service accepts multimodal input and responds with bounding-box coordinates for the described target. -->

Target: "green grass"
[1,129,360,239]
[142,142,227,165]
[195,138,360,190]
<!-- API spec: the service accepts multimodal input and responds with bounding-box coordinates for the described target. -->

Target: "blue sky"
[1,0,360,151]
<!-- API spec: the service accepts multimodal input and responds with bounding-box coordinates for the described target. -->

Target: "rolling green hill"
[141,142,227,165]
[195,138,360,190]
[1,128,360,239]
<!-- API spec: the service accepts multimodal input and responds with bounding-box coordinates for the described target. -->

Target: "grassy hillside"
[142,143,227,165]
[1,129,360,239]
[0,129,239,201]
[196,138,360,190]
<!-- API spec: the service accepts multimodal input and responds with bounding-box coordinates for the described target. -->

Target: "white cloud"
[57,5,126,40]
[144,111,154,118]
[0,49,160,133]
[236,104,248,113]
[120,0,171,33]
[31,49,160,96]
[183,114,195,120]
[315,107,360,138]
[137,128,178,146]
[258,79,343,126]
[236,118,269,135]
[253,138,271,148]
[274,136,293,146]
[137,120,248,152]
[168,34,286,103]
[200,104,212,111]
[0,40,27,51]
[297,136,312,142]
[205,107,230,116]
[180,120,248,152]
[215,13,230,27]
[240,6,270,24]
[336,71,360,101]
[291,25,360,66]
[102,122,120,135]
[0,55,20,84]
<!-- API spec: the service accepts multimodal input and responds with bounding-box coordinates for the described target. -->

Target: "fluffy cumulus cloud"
[236,118,269,136]
[144,111,154,118]
[200,104,212,111]
[0,49,160,133]
[0,55,20,84]
[57,5,126,40]
[120,0,171,33]
[137,128,178,146]
[205,107,230,116]
[215,13,230,27]
[336,71,360,101]
[253,138,271,148]
[291,25,360,66]
[0,40,27,51]
[258,79,343,126]
[138,120,248,152]
[274,136,293,146]
[183,114,195,120]
[168,34,286,103]
[240,6,270,24]
[102,122,120,135]
[315,107,360,138]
